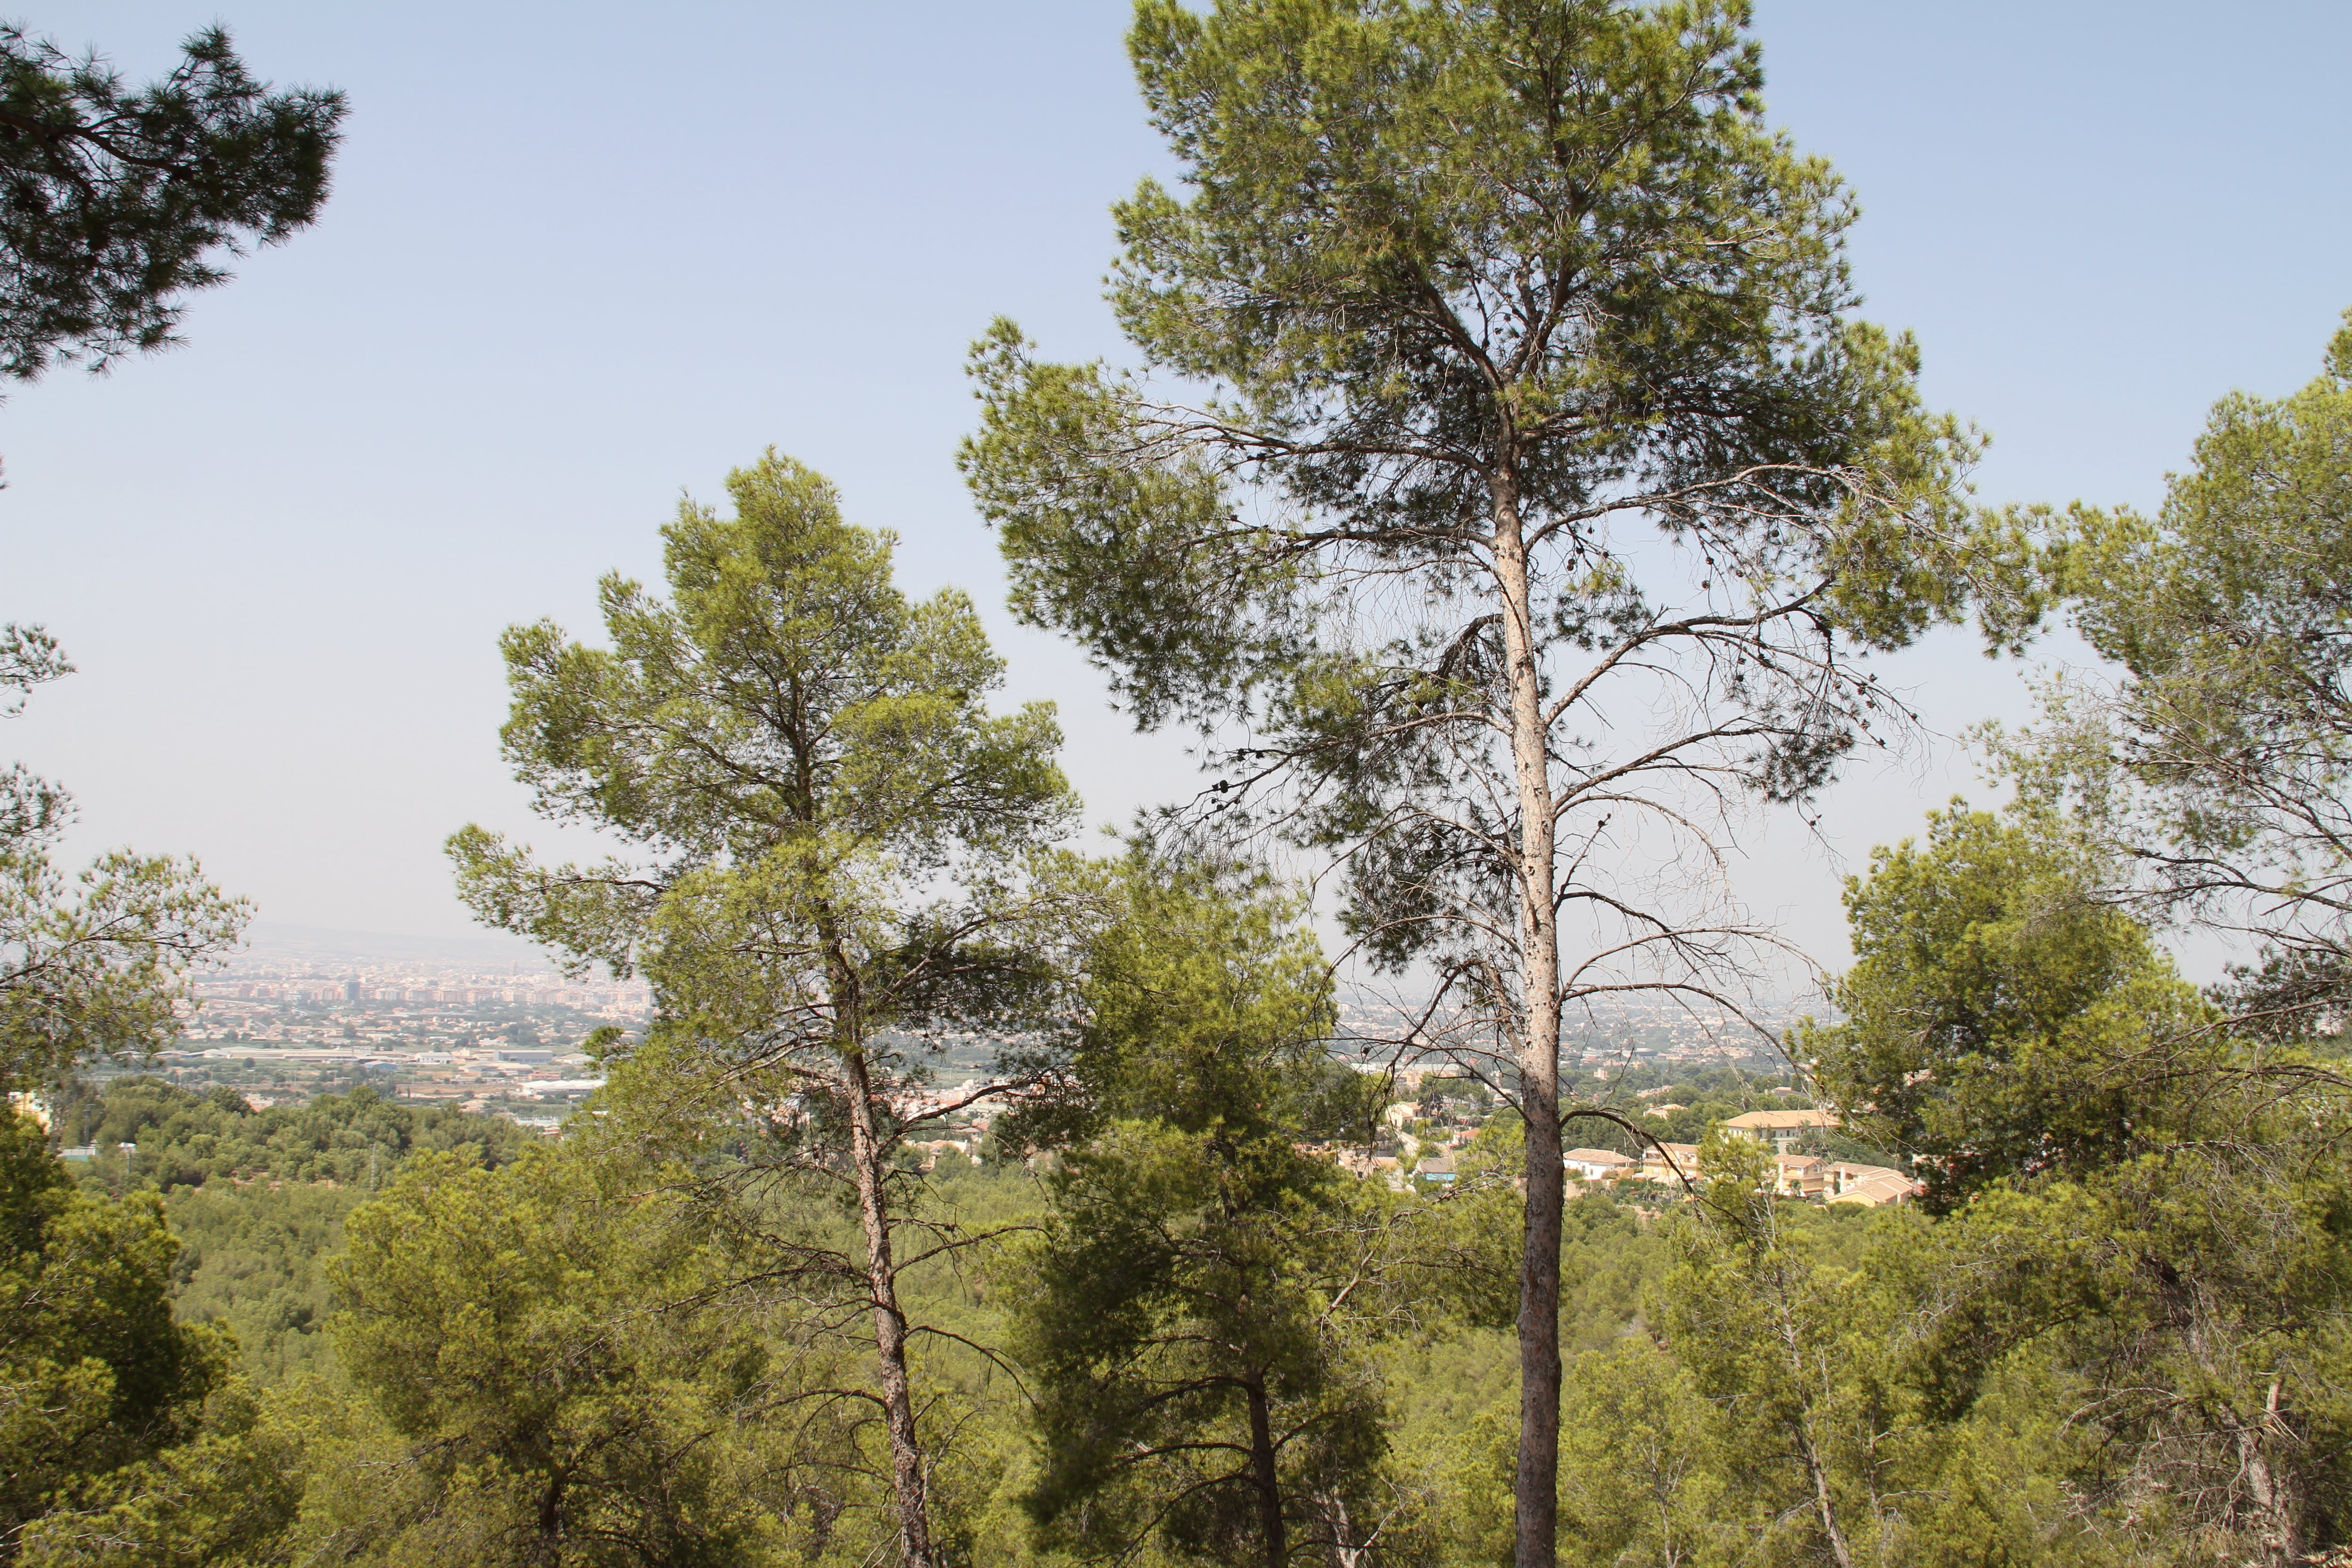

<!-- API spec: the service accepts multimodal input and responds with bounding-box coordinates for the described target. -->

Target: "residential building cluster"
[103,935,647,1124]
[896,1079,1008,1165]
[1335,995,1798,1070]
[1565,1108,1920,1207]
[1315,1086,1924,1209]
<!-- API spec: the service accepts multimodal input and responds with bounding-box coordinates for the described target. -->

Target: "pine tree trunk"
[1245,1372,1287,1568]
[843,1037,936,1568]
[1326,1490,1366,1568]
[1799,1424,1854,1568]
[1764,1243,1853,1568]
[1494,476,1565,1568]
[2239,1378,2301,1568]
[532,1469,566,1567]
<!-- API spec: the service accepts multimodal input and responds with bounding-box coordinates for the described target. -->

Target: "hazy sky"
[8,2,2348,975]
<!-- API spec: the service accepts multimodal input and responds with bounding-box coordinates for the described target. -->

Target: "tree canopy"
[2013,310,2352,1037]
[1007,858,1420,1568]
[450,449,1080,1568]
[961,5,2027,1559]
[0,22,344,383]
[1798,804,2212,1208]
[0,1110,229,1560]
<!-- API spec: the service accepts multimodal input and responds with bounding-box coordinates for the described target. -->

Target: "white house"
[1563,1147,1634,1182]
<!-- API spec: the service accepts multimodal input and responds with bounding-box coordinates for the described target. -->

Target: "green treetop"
[2013,310,2352,1038]
[326,1147,794,1567]
[1799,804,2211,1209]
[1007,858,1424,1568]
[1799,802,2352,1564]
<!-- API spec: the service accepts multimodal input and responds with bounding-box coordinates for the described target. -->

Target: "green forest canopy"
[3,4,2349,1568]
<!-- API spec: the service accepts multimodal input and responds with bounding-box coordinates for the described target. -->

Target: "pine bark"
[2239,1378,2301,1567]
[1494,474,1566,1568]
[843,1036,936,1568]
[1246,1373,1288,1568]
